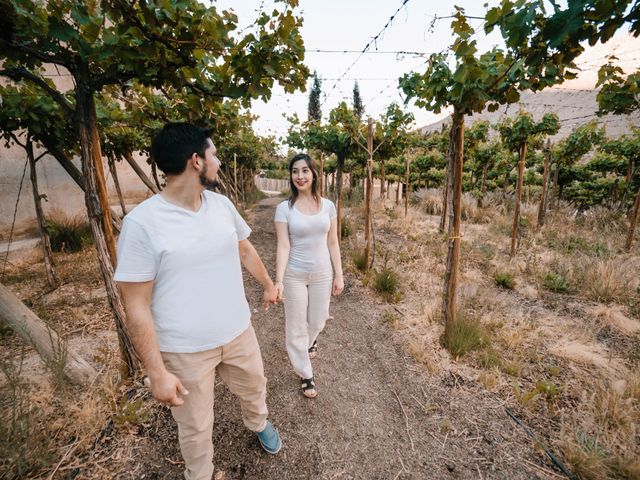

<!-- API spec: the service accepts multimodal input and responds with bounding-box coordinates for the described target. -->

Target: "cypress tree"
[353,81,364,120]
[308,71,322,123]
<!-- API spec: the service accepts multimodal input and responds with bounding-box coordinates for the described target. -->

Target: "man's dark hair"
[151,123,215,175]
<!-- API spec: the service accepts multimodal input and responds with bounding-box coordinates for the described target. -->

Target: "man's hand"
[263,284,279,311]
[332,276,344,296]
[148,370,189,407]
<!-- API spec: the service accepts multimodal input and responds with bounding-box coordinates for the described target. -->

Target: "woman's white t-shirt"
[274,197,337,273]
[114,191,252,353]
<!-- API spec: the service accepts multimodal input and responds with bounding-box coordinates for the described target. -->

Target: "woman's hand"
[332,276,344,296]
[275,281,285,301]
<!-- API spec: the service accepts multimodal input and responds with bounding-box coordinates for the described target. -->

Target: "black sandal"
[301,377,317,398]
[308,340,318,359]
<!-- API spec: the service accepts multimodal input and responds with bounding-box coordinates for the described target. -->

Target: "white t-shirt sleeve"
[327,199,337,219]
[274,201,289,223]
[223,196,251,240]
[114,218,158,282]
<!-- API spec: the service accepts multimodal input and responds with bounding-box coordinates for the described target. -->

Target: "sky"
[214,1,639,146]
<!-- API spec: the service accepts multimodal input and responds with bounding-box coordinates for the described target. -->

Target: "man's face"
[199,139,221,189]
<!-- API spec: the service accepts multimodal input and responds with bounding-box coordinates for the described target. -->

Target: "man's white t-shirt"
[274,197,337,273]
[114,191,252,353]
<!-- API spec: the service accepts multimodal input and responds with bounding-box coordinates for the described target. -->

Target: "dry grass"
[367,189,640,479]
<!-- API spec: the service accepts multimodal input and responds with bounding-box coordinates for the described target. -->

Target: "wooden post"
[442,109,464,341]
[233,153,239,205]
[27,140,59,289]
[405,154,410,218]
[151,161,163,192]
[510,142,528,257]
[319,152,324,197]
[380,159,386,202]
[537,139,551,228]
[440,159,450,232]
[240,165,246,206]
[364,118,374,271]
[123,153,159,194]
[108,156,127,216]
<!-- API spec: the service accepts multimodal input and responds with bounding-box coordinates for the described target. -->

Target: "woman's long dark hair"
[288,153,321,207]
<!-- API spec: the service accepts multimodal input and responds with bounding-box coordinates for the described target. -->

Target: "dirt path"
[88,197,548,479]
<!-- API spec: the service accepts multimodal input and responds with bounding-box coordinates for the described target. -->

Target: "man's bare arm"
[238,239,278,309]
[118,281,188,406]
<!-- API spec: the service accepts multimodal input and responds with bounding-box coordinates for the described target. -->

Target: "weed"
[477,348,503,369]
[381,312,399,327]
[514,379,560,408]
[494,272,515,290]
[373,267,400,301]
[45,213,92,253]
[562,430,610,480]
[0,358,56,478]
[352,250,367,272]
[40,327,70,392]
[583,257,633,303]
[478,371,499,390]
[542,272,569,293]
[0,319,13,337]
[444,314,490,358]
[341,217,352,239]
[111,396,150,428]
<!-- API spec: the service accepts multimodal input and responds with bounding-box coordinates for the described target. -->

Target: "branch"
[0,67,74,115]
[3,40,74,72]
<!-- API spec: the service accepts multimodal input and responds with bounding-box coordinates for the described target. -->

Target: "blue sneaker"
[257,420,282,454]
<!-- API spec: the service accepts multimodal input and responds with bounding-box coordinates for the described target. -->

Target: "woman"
[274,153,344,398]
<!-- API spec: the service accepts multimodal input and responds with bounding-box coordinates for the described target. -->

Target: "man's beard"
[199,174,219,190]
[199,163,219,190]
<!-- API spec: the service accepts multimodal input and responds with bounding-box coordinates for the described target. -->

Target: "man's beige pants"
[161,325,268,480]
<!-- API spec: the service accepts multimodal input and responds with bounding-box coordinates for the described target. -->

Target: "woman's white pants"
[283,268,333,379]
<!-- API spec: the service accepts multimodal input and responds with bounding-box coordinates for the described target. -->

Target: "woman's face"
[291,159,313,193]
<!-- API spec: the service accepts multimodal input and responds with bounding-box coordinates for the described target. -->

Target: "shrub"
[494,272,515,290]
[373,267,400,301]
[444,314,490,358]
[542,272,569,293]
[45,215,92,253]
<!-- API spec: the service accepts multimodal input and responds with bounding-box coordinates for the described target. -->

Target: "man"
[115,123,281,480]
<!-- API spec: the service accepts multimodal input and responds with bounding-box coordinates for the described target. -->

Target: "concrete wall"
[0,143,155,241]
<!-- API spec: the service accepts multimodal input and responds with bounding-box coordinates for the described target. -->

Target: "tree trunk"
[233,153,239,205]
[108,156,127,216]
[318,153,324,196]
[625,182,640,251]
[335,154,345,243]
[442,109,464,342]
[510,142,527,257]
[123,153,159,194]
[0,281,97,385]
[27,141,60,289]
[537,139,551,228]
[76,88,138,376]
[364,119,374,270]
[405,155,410,218]
[551,164,560,208]
[479,164,488,208]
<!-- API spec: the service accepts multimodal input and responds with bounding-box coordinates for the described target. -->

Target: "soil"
[2,197,572,479]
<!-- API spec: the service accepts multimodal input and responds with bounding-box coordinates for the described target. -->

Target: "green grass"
[352,251,367,271]
[542,272,569,293]
[494,272,515,289]
[373,267,400,301]
[45,215,92,253]
[444,315,490,358]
